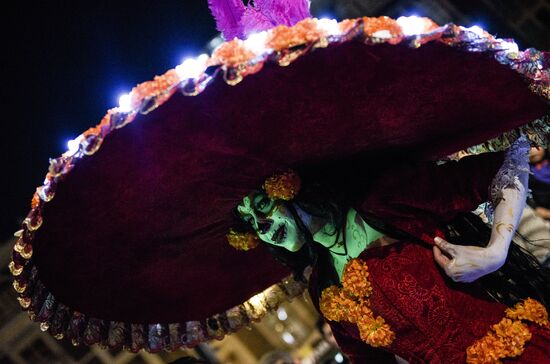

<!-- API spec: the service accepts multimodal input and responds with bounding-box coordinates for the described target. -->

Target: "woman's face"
[237,191,305,252]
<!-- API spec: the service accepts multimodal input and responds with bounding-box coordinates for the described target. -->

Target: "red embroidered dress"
[310,152,550,363]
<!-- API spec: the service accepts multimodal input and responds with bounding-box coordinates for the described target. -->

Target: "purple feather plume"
[207,0,246,40]
[208,0,312,40]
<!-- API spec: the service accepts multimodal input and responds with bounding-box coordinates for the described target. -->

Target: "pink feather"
[208,0,312,40]
[207,0,246,40]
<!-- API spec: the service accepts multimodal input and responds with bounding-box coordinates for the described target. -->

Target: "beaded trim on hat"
[11,16,550,351]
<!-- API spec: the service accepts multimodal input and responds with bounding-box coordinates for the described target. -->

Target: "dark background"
[2,0,549,240]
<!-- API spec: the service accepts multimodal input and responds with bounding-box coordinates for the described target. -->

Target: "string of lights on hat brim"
[10,16,549,352]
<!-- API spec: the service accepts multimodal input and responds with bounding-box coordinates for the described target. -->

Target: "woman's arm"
[433,136,530,283]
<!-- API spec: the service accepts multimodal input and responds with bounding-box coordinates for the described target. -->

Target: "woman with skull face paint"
[11,5,550,363]
[235,138,550,363]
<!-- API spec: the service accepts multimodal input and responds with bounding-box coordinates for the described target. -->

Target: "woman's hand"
[434,136,529,283]
[432,237,506,282]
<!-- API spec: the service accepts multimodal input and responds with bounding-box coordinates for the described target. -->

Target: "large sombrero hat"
[10,3,549,353]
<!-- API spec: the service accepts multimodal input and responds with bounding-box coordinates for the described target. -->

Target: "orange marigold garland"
[267,18,326,51]
[342,258,372,298]
[319,285,358,323]
[466,298,548,364]
[263,170,301,201]
[362,16,404,44]
[357,315,396,348]
[319,258,394,348]
[226,229,260,251]
[211,39,255,67]
[505,297,548,326]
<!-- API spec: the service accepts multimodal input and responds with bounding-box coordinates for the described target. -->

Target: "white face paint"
[237,191,305,252]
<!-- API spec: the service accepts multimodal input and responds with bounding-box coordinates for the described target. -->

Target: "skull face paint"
[237,191,305,252]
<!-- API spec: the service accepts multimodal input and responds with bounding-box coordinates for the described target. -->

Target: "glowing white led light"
[66,138,80,156]
[244,31,269,55]
[277,307,288,321]
[118,94,133,113]
[317,18,341,36]
[465,25,485,37]
[372,30,392,39]
[281,331,295,344]
[500,40,519,54]
[176,56,207,80]
[197,53,209,63]
[334,353,344,363]
[396,16,428,36]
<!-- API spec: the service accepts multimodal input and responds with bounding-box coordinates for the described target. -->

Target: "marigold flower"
[363,16,403,42]
[294,18,326,42]
[31,192,41,209]
[321,261,394,347]
[212,39,254,67]
[466,307,536,364]
[505,298,548,326]
[466,333,506,364]
[263,170,301,201]
[342,259,372,299]
[319,286,358,323]
[492,319,531,358]
[357,315,395,347]
[267,19,325,51]
[339,19,359,35]
[226,229,259,251]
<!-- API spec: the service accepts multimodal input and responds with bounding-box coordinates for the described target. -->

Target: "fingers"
[433,245,450,268]
[434,237,457,258]
[434,246,464,282]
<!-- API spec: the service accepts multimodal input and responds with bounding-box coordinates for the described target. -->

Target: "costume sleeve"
[357,151,505,244]
[487,136,530,214]
[328,321,398,364]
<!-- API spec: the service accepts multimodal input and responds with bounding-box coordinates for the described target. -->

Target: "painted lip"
[271,223,287,244]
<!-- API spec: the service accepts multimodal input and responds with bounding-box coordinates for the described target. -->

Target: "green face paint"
[237,191,306,252]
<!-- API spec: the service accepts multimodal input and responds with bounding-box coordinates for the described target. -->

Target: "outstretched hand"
[432,237,506,283]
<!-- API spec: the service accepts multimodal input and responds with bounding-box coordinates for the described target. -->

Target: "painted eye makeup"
[253,193,274,214]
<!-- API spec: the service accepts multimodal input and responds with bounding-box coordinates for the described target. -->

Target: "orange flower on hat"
[339,19,359,35]
[294,18,326,43]
[226,229,260,251]
[267,18,325,51]
[263,170,301,201]
[363,16,403,43]
[212,39,255,67]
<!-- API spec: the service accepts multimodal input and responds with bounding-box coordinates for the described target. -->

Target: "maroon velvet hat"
[10,15,549,352]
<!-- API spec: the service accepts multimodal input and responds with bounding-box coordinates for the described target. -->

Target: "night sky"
[4,1,218,239]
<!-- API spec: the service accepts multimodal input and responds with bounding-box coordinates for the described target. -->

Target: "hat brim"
[11,17,549,351]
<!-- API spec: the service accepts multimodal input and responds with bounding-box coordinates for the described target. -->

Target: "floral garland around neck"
[466,298,549,364]
[319,258,395,347]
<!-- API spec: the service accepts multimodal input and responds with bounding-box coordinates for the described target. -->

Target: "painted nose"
[256,219,272,234]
